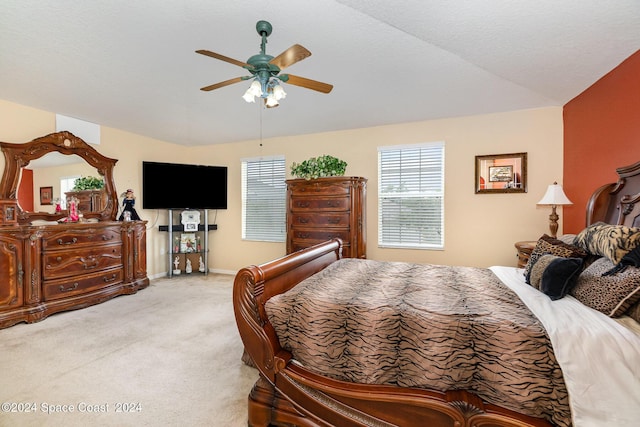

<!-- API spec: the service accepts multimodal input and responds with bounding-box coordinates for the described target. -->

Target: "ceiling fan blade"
[283,74,333,94]
[200,77,245,92]
[196,49,248,68]
[269,44,311,70]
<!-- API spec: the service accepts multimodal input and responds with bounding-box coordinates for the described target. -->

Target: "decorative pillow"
[626,301,640,323]
[558,234,577,245]
[570,257,640,317]
[528,254,583,300]
[574,222,640,264]
[603,244,640,276]
[524,234,587,283]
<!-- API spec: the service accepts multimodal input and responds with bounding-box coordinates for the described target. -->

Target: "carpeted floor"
[0,274,258,427]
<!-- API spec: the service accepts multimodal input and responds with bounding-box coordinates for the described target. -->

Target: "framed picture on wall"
[40,186,53,205]
[475,152,527,194]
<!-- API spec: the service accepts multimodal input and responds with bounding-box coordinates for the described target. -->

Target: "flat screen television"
[142,161,228,210]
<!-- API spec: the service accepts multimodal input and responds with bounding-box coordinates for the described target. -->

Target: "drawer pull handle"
[57,237,78,245]
[296,201,310,208]
[83,257,99,269]
[59,283,79,292]
[103,274,117,283]
[325,201,340,207]
[298,233,310,239]
[101,235,113,241]
[298,217,309,224]
[327,218,341,224]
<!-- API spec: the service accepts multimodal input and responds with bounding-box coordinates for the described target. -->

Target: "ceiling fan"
[196,20,333,107]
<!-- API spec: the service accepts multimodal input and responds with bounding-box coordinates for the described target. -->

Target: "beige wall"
[0,99,564,276]
[195,107,564,271]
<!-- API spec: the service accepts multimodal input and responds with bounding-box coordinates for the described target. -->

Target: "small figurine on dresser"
[118,189,141,221]
[173,256,181,275]
[66,196,80,222]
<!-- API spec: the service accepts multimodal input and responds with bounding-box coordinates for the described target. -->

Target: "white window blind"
[378,142,444,249]
[242,156,286,242]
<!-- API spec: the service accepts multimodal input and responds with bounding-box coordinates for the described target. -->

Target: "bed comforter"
[265,258,571,427]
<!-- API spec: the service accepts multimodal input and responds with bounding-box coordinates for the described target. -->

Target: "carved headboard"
[586,160,640,228]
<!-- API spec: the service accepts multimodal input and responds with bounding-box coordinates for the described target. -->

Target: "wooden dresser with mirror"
[0,131,149,329]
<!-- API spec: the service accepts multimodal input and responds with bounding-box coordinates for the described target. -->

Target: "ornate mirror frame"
[475,152,528,194]
[0,131,118,223]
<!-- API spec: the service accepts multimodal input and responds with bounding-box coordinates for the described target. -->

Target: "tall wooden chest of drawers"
[286,176,367,258]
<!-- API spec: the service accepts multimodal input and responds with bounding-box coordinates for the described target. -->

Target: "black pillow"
[604,245,640,276]
[524,234,587,283]
[529,254,584,300]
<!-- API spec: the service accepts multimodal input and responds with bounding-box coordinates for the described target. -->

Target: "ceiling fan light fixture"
[242,80,263,102]
[272,83,286,101]
[265,93,279,108]
[242,89,256,103]
[197,21,333,102]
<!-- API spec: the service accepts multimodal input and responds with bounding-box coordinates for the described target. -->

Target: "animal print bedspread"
[265,258,571,427]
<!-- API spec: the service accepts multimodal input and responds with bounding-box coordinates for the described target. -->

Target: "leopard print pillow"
[574,222,640,264]
[627,301,640,323]
[524,234,587,283]
[571,257,640,317]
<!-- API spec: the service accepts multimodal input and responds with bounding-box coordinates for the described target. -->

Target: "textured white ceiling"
[1,1,639,146]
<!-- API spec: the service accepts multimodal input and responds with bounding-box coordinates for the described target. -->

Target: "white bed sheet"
[490,266,640,427]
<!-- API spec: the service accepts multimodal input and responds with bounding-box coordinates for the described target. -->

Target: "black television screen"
[142,161,228,210]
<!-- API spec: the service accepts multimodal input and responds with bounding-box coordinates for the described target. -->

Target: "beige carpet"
[0,274,258,427]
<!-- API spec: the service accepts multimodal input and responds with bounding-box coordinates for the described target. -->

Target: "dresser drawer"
[43,244,123,280]
[288,180,353,196]
[42,227,122,250]
[290,229,350,242]
[290,212,351,227]
[290,196,350,212]
[43,268,123,301]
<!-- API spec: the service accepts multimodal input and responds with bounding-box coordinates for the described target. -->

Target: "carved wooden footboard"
[233,238,554,427]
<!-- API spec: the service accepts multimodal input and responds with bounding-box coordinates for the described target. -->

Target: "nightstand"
[514,240,537,268]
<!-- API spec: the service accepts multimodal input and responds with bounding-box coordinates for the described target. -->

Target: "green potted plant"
[290,155,347,180]
[72,176,105,191]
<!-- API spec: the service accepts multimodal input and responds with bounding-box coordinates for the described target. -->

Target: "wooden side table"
[514,240,537,268]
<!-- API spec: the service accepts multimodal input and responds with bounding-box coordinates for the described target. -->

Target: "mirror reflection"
[0,131,119,224]
[17,153,97,213]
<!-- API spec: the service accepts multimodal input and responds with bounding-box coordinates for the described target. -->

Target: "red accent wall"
[563,49,640,233]
[18,168,34,211]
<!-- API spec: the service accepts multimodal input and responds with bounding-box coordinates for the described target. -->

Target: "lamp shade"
[537,182,572,206]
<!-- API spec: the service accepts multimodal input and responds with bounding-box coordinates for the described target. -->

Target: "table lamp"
[537,182,572,238]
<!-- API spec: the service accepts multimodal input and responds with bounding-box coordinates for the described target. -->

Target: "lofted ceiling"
[1,1,639,146]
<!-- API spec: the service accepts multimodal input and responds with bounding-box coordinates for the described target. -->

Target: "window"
[60,175,80,209]
[378,142,445,249]
[242,156,286,242]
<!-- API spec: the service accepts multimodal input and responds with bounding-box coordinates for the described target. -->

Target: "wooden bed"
[233,161,640,427]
